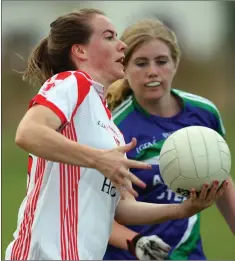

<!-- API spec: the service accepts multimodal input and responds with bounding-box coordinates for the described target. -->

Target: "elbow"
[15,126,31,150]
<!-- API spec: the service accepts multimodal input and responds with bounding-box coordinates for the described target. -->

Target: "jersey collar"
[77,70,105,99]
[132,89,185,118]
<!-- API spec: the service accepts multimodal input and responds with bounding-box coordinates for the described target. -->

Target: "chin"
[145,92,163,101]
[112,70,125,82]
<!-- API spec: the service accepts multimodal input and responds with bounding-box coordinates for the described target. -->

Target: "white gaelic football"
[159,126,231,197]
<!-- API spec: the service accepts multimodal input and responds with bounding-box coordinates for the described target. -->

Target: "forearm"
[109,220,138,250]
[216,176,235,234]
[115,199,181,225]
[15,123,100,167]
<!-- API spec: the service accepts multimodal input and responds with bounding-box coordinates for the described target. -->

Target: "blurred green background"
[2,1,235,259]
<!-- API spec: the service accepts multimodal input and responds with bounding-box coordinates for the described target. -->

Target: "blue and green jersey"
[104,89,225,260]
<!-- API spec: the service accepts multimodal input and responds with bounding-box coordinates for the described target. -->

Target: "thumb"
[118,137,137,153]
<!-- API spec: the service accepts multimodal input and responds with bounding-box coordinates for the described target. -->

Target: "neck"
[78,65,110,91]
[135,92,182,118]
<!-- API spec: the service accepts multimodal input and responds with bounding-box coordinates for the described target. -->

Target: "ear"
[71,44,87,61]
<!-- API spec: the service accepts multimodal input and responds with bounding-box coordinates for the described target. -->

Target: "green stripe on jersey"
[113,96,134,125]
[169,213,201,260]
[135,139,165,162]
[172,89,225,137]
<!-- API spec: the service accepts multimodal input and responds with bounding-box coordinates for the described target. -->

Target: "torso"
[6,71,124,260]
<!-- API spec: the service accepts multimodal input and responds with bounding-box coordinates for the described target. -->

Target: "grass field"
[2,121,235,260]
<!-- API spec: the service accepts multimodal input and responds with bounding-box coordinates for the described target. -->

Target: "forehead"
[90,14,116,35]
[131,39,171,59]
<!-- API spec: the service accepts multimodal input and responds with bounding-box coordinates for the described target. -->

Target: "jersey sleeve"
[210,104,226,138]
[29,71,91,127]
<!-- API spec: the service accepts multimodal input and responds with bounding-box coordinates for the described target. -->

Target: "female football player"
[105,18,235,260]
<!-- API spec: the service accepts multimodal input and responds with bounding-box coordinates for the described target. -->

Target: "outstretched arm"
[216,176,235,235]
[115,197,181,225]
[115,181,227,226]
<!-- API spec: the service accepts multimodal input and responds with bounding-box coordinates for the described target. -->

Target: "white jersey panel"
[6,71,124,260]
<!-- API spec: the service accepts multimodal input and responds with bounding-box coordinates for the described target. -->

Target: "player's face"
[84,15,126,87]
[125,38,177,102]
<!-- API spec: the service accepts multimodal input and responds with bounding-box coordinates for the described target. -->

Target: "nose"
[118,39,127,52]
[148,63,159,78]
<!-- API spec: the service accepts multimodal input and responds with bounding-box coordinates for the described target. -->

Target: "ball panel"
[221,151,232,173]
[186,127,209,179]
[171,129,192,159]
[159,148,177,174]
[160,158,181,188]
[160,137,175,155]
[218,140,231,156]
[202,129,222,177]
[178,155,198,179]
[212,170,229,186]
[170,176,204,196]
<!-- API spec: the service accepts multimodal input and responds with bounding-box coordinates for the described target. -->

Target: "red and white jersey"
[6,71,125,260]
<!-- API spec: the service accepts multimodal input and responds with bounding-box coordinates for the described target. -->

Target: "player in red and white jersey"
[5,8,227,260]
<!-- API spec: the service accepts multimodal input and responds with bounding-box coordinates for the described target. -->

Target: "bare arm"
[115,199,181,225]
[15,105,151,197]
[115,181,228,226]
[15,105,100,167]
[109,220,138,250]
[216,176,235,235]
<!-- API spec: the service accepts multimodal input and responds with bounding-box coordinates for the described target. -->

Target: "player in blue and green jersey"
[104,18,235,260]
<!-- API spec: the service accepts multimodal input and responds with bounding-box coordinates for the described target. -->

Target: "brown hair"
[107,19,181,111]
[23,8,105,86]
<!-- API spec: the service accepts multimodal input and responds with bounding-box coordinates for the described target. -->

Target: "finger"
[119,186,126,200]
[117,137,137,153]
[189,188,197,201]
[215,180,228,199]
[145,245,168,259]
[126,158,152,170]
[112,180,126,199]
[113,175,139,198]
[206,180,219,201]
[121,178,139,198]
[148,236,171,252]
[143,247,160,260]
[122,183,139,198]
[199,184,209,200]
[122,169,146,189]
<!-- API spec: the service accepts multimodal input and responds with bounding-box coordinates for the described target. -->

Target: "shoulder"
[173,89,221,117]
[40,71,92,95]
[173,88,226,136]
[112,95,134,125]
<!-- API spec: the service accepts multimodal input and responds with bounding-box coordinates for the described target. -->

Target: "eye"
[136,62,147,67]
[105,35,114,40]
[157,60,167,65]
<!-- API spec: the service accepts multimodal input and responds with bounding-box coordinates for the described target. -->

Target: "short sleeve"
[210,104,226,138]
[29,71,91,126]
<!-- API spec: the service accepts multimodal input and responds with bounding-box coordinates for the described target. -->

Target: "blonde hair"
[107,19,181,111]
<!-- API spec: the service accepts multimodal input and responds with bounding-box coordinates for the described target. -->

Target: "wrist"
[170,204,186,220]
[88,147,105,169]
[126,233,142,256]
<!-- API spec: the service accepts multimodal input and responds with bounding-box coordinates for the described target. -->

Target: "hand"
[180,180,229,218]
[94,138,151,198]
[127,234,171,260]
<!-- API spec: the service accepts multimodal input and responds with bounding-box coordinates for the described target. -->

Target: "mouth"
[144,81,161,87]
[116,56,125,64]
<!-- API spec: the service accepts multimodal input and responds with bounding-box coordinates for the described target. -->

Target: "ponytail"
[107,79,132,111]
[23,37,53,86]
